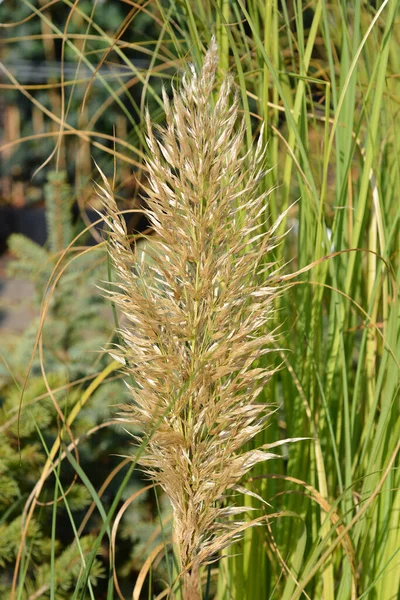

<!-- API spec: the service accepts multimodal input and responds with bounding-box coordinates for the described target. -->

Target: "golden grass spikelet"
[98,38,286,599]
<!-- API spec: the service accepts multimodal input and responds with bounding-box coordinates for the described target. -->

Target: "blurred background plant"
[0,0,399,599]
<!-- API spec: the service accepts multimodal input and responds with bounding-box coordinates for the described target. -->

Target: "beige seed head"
[98,38,286,598]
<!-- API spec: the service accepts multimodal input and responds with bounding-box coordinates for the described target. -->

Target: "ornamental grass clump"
[98,40,287,599]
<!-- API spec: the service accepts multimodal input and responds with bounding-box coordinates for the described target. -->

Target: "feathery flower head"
[98,38,285,599]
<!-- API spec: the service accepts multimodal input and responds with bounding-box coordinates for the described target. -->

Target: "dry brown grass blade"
[153,589,171,600]
[0,62,146,168]
[81,0,152,112]
[12,211,140,441]
[11,357,118,600]
[32,338,81,508]
[109,483,155,600]
[86,59,179,131]
[284,278,399,369]
[290,439,400,599]
[132,540,173,600]
[253,474,358,589]
[263,514,313,600]
[0,0,58,27]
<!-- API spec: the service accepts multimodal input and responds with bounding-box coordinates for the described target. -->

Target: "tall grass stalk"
[98,40,289,599]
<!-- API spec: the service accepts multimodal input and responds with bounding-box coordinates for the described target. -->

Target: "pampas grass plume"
[97,38,288,599]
